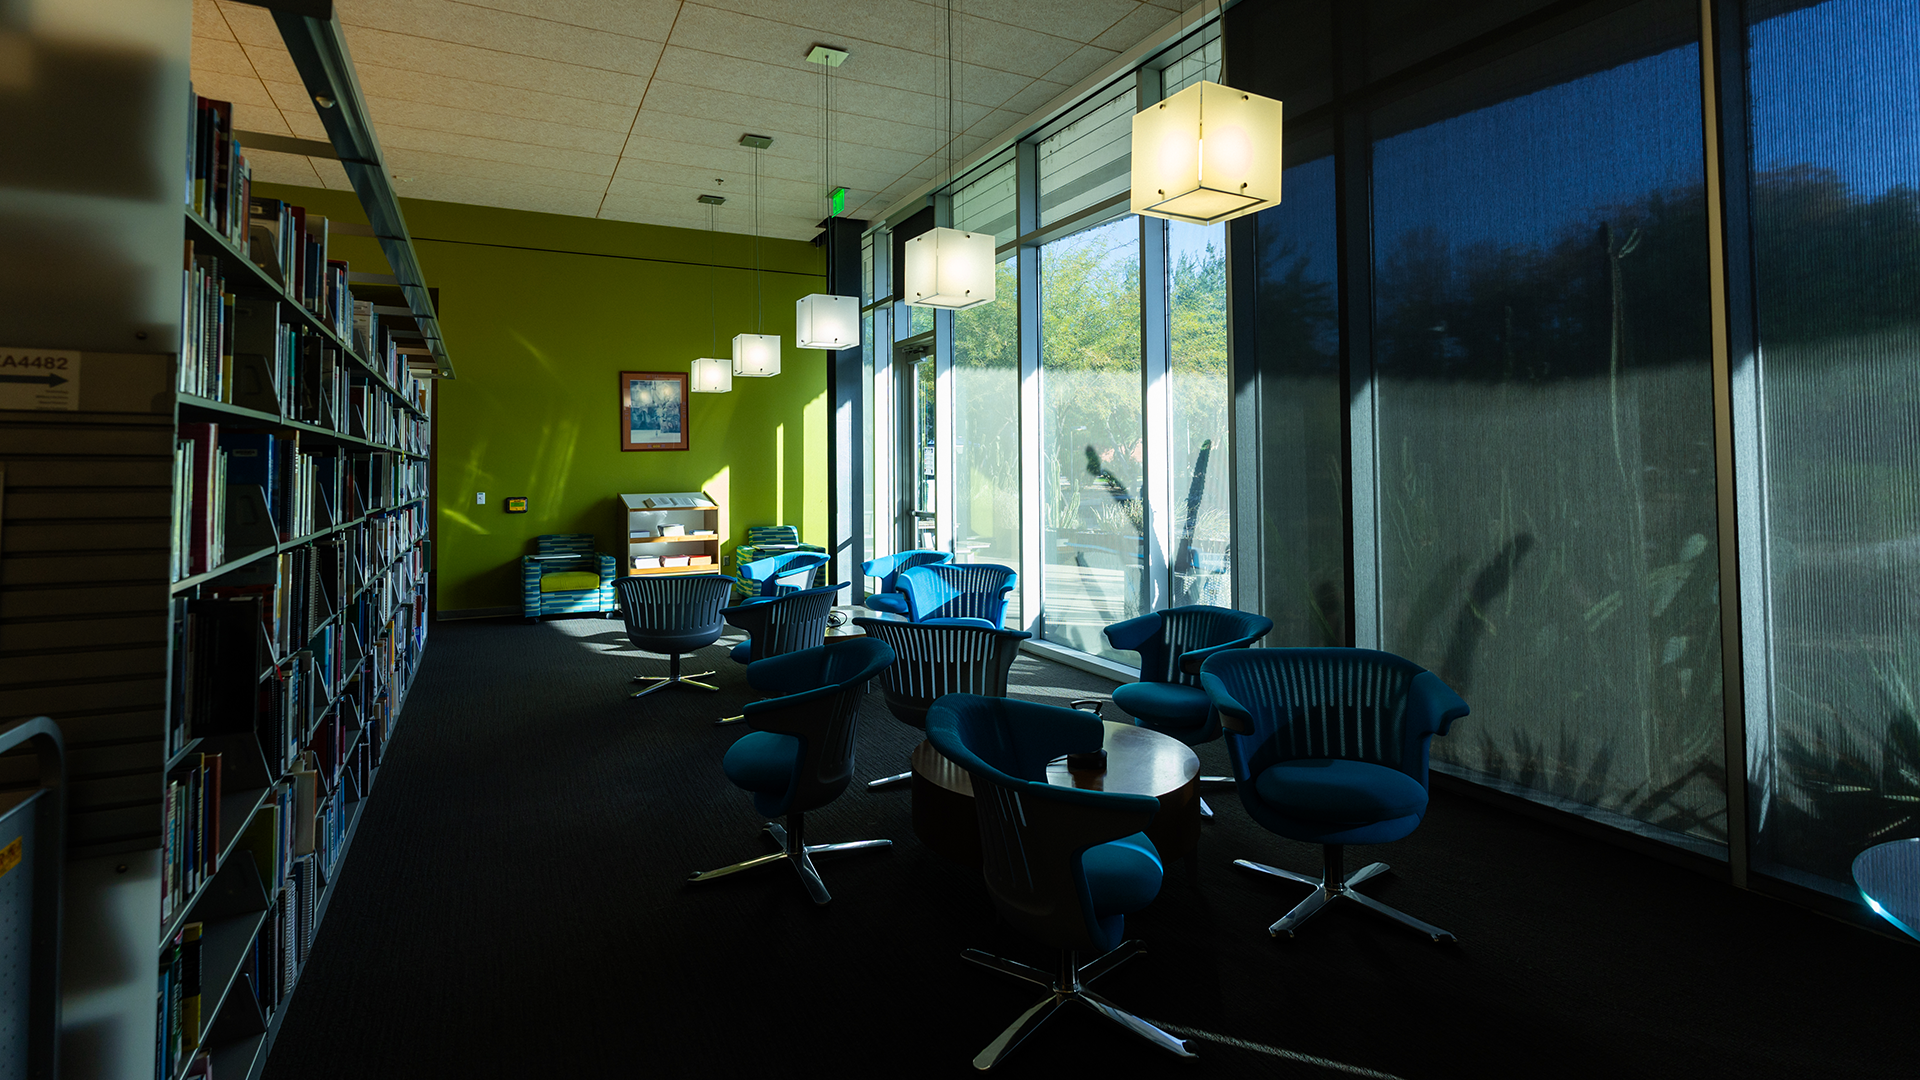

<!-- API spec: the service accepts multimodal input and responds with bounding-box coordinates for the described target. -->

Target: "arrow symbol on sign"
[0,373,67,387]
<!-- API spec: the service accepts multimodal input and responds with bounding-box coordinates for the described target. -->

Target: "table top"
[825,604,904,639]
[1853,837,1920,941]
[913,720,1198,800]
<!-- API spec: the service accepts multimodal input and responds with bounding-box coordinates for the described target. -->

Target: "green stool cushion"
[540,571,601,593]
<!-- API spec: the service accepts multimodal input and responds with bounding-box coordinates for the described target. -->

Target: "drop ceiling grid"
[192,0,1186,239]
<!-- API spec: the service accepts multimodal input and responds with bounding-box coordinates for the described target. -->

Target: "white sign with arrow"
[0,348,80,411]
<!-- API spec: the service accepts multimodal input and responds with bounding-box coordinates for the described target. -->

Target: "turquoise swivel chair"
[926,694,1194,1070]
[688,638,897,905]
[860,549,951,614]
[896,561,1017,627]
[1200,647,1469,941]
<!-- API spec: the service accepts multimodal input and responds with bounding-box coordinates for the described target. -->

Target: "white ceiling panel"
[194,0,1188,238]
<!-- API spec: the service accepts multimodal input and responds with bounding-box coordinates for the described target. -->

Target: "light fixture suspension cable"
[754,145,762,332]
[708,201,717,354]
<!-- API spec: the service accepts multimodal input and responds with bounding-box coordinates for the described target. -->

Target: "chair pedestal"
[1234,843,1455,942]
[866,770,912,789]
[959,941,1193,1070]
[629,652,718,698]
[686,812,891,905]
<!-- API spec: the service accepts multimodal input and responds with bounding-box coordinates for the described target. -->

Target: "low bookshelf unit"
[620,492,722,577]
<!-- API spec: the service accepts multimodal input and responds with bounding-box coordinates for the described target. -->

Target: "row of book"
[186,88,429,414]
[157,921,213,1080]
[170,419,432,583]
[188,93,250,252]
[160,752,224,926]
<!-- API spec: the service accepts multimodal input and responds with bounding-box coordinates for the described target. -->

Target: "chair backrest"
[722,583,845,663]
[897,562,1018,625]
[860,549,952,595]
[745,524,804,549]
[740,551,829,596]
[613,574,734,649]
[927,695,1159,955]
[1105,605,1273,688]
[741,638,896,814]
[850,619,1030,728]
[534,534,596,557]
[1198,648,1469,789]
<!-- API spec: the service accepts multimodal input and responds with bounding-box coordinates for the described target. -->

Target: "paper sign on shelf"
[0,348,80,411]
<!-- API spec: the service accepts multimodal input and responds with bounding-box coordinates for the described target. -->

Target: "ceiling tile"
[262,80,331,138]
[354,64,637,132]
[244,147,328,187]
[375,124,620,176]
[337,0,664,76]
[955,0,1141,44]
[398,173,609,218]
[1040,43,1122,88]
[688,0,946,56]
[384,147,615,192]
[194,0,234,41]
[213,1,283,47]
[190,69,277,111]
[235,39,302,85]
[192,37,257,80]
[365,96,631,155]
[414,0,682,41]
[1091,3,1179,51]
[341,26,651,107]
[226,102,294,137]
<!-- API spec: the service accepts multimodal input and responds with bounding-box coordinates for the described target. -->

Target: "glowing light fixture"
[733,133,782,377]
[732,333,781,377]
[691,355,733,393]
[1130,80,1283,225]
[903,227,995,309]
[690,192,732,393]
[795,293,859,349]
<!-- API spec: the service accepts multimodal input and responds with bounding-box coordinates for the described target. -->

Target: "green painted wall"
[257,184,830,615]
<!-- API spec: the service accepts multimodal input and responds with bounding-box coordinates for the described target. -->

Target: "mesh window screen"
[1368,0,1726,850]
[1747,0,1920,890]
[1038,80,1137,228]
[953,153,1018,246]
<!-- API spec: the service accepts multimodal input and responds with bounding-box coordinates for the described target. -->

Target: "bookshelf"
[620,492,722,576]
[0,4,444,1078]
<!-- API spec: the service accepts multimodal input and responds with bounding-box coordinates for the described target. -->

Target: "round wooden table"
[911,720,1202,865]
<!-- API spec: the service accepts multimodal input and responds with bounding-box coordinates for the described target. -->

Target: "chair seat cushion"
[1082,832,1163,918]
[540,571,601,593]
[1112,681,1209,727]
[721,731,799,795]
[730,639,753,664]
[865,592,909,614]
[920,616,998,629]
[1253,759,1428,825]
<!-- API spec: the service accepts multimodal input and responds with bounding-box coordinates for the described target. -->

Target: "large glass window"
[1369,0,1726,849]
[1747,0,1920,889]
[1167,219,1232,606]
[953,258,1022,623]
[1040,216,1145,659]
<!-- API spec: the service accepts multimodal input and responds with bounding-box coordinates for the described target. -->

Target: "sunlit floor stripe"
[1149,1022,1410,1080]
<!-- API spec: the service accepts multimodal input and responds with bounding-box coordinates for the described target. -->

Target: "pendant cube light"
[732,333,781,377]
[903,227,995,309]
[795,293,860,350]
[1131,80,1283,225]
[690,356,733,393]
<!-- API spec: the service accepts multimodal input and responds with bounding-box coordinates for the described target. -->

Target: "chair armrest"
[597,553,617,585]
[1102,612,1162,653]
[1410,670,1471,737]
[1198,670,1255,735]
[1179,633,1264,676]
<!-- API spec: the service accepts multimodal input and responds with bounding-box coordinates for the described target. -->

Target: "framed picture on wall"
[620,371,689,451]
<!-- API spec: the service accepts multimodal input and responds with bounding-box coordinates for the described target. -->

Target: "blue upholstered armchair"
[926,695,1194,1069]
[731,524,826,598]
[897,561,1017,627]
[849,618,1031,788]
[1200,647,1469,942]
[860,549,951,614]
[714,582,848,726]
[1098,605,1273,817]
[688,639,897,905]
[737,550,829,599]
[613,574,736,699]
[521,534,616,620]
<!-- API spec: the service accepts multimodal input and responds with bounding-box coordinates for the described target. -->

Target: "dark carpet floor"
[261,617,1918,1079]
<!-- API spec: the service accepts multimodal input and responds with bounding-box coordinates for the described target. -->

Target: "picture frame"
[620,371,689,452]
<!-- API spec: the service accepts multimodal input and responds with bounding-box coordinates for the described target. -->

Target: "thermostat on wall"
[505,497,528,513]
